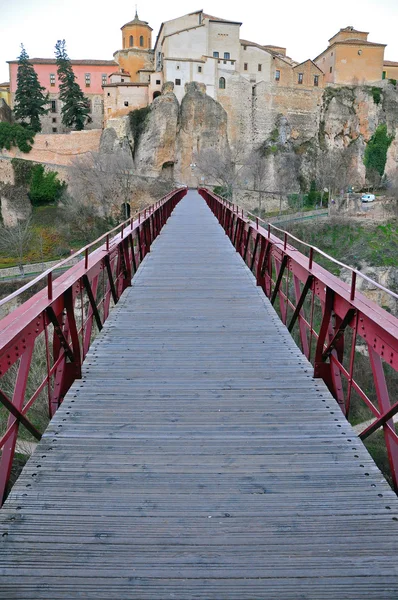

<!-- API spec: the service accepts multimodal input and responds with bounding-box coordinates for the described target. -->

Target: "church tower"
[114,11,154,83]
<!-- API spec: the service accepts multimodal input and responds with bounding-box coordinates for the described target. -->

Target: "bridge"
[0,188,398,598]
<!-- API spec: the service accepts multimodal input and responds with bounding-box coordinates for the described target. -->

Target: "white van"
[361,194,376,202]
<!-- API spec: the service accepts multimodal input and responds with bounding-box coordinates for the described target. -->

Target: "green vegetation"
[13,45,49,132]
[129,106,151,154]
[28,164,65,205]
[213,185,232,199]
[11,158,35,185]
[286,219,398,272]
[389,79,397,86]
[0,122,35,153]
[364,124,394,177]
[370,86,382,105]
[55,40,90,130]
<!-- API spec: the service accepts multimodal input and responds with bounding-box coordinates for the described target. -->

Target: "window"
[175,78,181,85]
[258,64,262,72]
[52,127,57,133]
[224,52,230,59]
[156,79,161,84]
[124,101,129,107]
[140,35,144,47]
[102,74,107,86]
[219,77,226,89]
[331,51,333,56]
[198,66,202,73]
[50,73,56,87]
[121,78,125,82]
[314,75,319,87]
[244,63,248,71]
[275,69,280,81]
[51,100,57,113]
[176,65,180,70]
[213,51,219,58]
[85,73,91,87]
[52,117,56,123]
[129,35,133,47]
[107,92,110,97]
[298,73,303,84]
[243,45,247,50]
[123,38,125,48]
[329,66,332,73]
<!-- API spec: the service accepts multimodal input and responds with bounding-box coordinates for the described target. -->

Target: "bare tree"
[194,143,248,201]
[245,151,268,211]
[68,151,138,219]
[315,148,354,206]
[0,219,32,274]
[275,151,301,213]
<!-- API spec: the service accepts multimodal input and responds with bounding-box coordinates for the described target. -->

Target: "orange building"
[383,61,398,81]
[113,12,153,83]
[314,26,386,85]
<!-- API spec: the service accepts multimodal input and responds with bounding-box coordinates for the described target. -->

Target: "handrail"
[245,209,398,302]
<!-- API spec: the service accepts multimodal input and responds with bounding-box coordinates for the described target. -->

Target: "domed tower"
[114,11,154,83]
[121,11,152,51]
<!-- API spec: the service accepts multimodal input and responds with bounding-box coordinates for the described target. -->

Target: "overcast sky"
[1,0,397,83]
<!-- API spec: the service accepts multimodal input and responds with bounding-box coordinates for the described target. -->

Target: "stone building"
[0,82,10,106]
[314,26,386,85]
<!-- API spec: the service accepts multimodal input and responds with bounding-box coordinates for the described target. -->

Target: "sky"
[1,0,397,83]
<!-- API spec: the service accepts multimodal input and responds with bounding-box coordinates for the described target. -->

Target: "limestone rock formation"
[340,265,398,315]
[134,83,179,179]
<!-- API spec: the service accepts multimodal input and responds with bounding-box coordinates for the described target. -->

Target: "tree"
[28,164,66,205]
[364,124,394,181]
[67,150,138,222]
[194,143,248,201]
[13,45,49,132]
[276,151,301,213]
[245,151,268,211]
[55,40,90,131]
[0,219,32,274]
[315,148,354,205]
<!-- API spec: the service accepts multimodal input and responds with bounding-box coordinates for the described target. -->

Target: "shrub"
[28,165,66,205]
[213,185,232,199]
[364,124,394,177]
[129,106,151,154]
[11,158,35,186]
[0,122,35,153]
[371,87,382,105]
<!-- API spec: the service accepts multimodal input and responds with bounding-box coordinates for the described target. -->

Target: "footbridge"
[0,189,398,598]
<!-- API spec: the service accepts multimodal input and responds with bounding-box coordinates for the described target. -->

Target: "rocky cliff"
[102,79,398,205]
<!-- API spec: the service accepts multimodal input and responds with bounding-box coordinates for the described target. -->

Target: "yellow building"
[0,82,10,105]
[383,61,398,81]
[314,26,386,85]
[113,11,153,83]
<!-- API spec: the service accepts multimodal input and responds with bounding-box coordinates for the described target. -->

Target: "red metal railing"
[0,187,187,504]
[199,187,398,492]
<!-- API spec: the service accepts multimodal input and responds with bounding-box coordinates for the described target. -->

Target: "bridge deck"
[1,190,397,598]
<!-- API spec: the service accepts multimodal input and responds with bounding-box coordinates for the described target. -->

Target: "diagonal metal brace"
[46,306,74,362]
[104,255,119,305]
[270,255,289,305]
[0,390,42,441]
[288,275,314,332]
[359,401,398,440]
[322,308,357,361]
[250,234,260,271]
[82,275,103,332]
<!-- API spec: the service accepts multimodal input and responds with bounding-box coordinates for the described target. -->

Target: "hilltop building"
[4,10,398,133]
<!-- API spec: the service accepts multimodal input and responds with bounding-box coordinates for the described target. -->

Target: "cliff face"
[105,80,398,196]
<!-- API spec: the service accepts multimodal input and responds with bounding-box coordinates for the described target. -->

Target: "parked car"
[361,194,376,202]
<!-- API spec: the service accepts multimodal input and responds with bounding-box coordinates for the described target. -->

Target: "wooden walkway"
[1,190,398,598]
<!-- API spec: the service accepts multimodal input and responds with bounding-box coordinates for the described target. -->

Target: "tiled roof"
[384,60,398,67]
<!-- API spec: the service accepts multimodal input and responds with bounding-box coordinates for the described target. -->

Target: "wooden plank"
[0,190,397,599]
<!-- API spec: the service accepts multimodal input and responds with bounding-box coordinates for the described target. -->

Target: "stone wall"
[0,159,14,185]
[0,130,102,168]
[0,99,12,123]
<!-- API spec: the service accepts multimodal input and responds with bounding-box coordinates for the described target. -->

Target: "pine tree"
[55,40,90,131]
[14,45,49,133]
